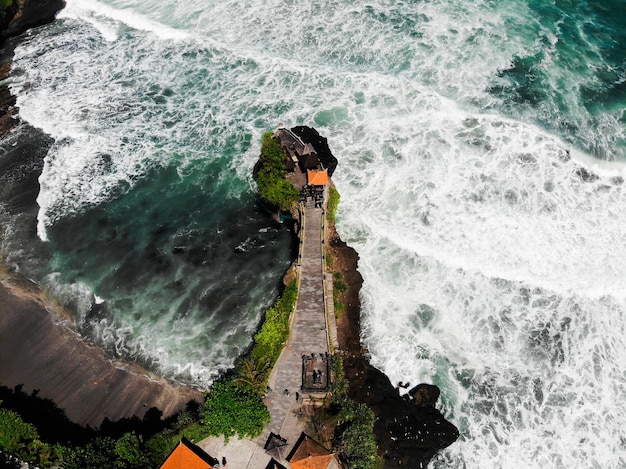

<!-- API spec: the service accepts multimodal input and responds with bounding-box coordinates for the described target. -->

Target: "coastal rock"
[1,0,66,42]
[409,383,440,408]
[342,353,459,468]
[328,223,459,468]
[1,0,66,137]
[290,125,338,177]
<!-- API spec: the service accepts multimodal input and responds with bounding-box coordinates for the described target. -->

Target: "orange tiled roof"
[160,438,216,469]
[291,454,338,469]
[307,170,328,186]
[288,433,330,462]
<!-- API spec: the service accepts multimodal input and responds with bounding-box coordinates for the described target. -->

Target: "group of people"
[212,457,227,468]
[298,184,324,208]
[283,388,302,402]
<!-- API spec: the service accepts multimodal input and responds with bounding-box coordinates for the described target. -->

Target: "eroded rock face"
[330,234,459,468]
[409,383,440,408]
[290,125,338,177]
[342,353,459,468]
[1,0,66,42]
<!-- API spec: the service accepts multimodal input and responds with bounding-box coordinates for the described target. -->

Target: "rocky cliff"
[1,0,65,42]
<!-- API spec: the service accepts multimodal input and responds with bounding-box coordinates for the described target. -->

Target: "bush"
[250,280,298,368]
[335,405,379,469]
[0,407,61,467]
[334,279,348,294]
[330,356,380,469]
[114,432,150,468]
[143,414,209,467]
[0,0,13,15]
[201,381,270,442]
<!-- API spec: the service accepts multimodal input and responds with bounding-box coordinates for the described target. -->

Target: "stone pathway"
[199,199,333,467]
[257,198,330,447]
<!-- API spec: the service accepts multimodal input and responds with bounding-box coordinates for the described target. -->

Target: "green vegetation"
[307,357,380,469]
[334,401,379,469]
[193,279,297,444]
[256,131,298,210]
[249,279,298,368]
[333,272,348,294]
[0,394,212,468]
[327,187,340,223]
[0,280,299,467]
[330,358,380,469]
[0,407,62,466]
[333,271,348,315]
[201,381,270,442]
[325,247,334,269]
[0,131,368,467]
[0,0,13,21]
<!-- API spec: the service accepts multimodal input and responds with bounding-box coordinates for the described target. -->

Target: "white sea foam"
[9,0,626,466]
[59,0,190,41]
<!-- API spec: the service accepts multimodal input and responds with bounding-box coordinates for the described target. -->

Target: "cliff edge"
[327,216,459,468]
[1,0,65,42]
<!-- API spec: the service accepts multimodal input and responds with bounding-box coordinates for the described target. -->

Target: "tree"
[0,407,61,466]
[256,132,298,210]
[115,432,150,468]
[235,358,271,396]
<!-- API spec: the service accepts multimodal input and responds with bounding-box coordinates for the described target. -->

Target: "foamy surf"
[5,0,626,466]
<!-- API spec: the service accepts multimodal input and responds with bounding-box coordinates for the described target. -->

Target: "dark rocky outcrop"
[290,125,338,177]
[1,0,65,138]
[328,221,459,468]
[342,354,459,467]
[1,0,66,43]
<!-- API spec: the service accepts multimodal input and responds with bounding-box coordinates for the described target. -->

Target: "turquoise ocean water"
[3,0,626,467]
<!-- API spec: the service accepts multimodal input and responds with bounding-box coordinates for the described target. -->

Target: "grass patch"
[333,272,348,294]
[332,271,347,316]
[325,248,333,269]
[327,187,340,223]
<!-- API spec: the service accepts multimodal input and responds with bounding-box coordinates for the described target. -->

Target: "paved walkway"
[199,197,333,468]
[258,198,330,445]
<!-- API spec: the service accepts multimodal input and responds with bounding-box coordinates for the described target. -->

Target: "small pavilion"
[286,433,341,469]
[306,169,329,186]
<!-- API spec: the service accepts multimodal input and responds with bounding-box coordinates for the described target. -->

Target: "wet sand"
[0,270,203,428]
[2,37,203,429]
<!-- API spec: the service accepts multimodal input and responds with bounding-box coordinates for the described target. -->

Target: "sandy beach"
[0,269,203,428]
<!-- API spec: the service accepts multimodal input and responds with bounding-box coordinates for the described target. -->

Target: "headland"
[1,4,458,463]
